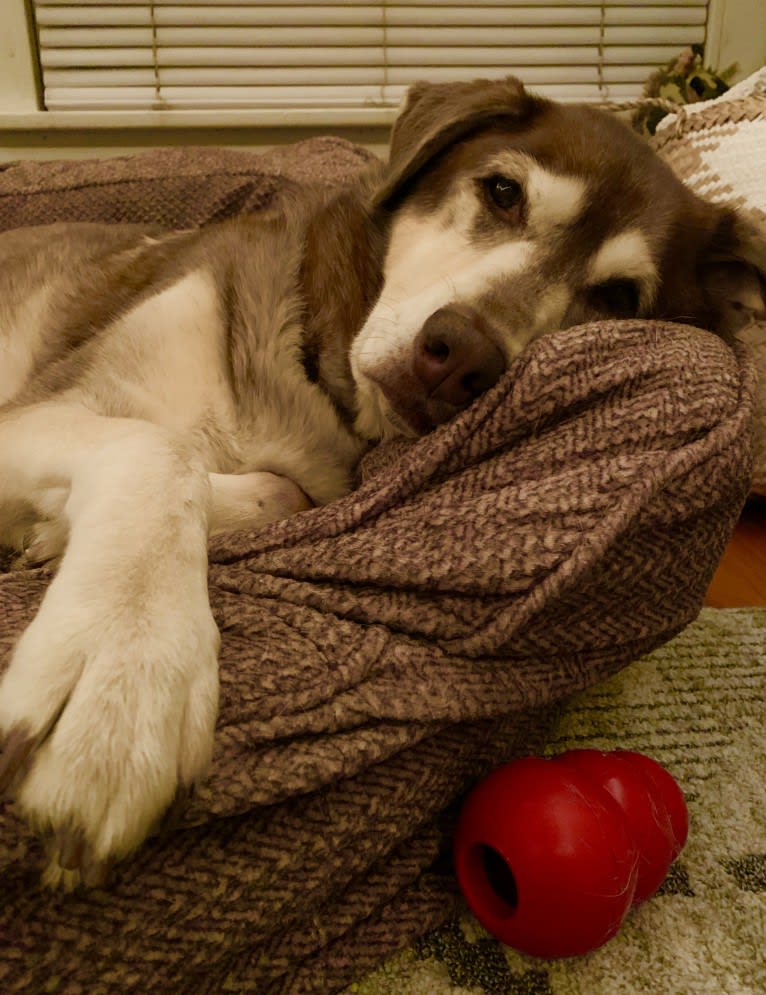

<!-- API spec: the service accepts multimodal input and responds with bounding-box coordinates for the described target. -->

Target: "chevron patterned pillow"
[652,67,766,496]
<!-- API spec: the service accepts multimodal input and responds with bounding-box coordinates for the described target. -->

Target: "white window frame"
[0,0,763,156]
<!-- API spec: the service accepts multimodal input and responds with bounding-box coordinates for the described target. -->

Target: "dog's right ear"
[702,207,766,335]
[371,76,540,210]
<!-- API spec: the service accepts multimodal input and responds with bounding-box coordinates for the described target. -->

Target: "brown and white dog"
[0,76,764,887]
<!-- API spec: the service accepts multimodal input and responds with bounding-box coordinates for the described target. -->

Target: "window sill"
[0,106,399,130]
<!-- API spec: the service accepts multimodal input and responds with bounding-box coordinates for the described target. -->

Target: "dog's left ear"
[372,75,541,210]
[702,208,766,335]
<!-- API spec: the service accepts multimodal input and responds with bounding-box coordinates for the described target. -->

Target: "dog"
[0,76,764,887]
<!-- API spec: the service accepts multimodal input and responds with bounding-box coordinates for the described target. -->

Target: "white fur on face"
[488,151,586,233]
[350,204,533,438]
[351,157,587,439]
[532,283,571,340]
[588,229,657,299]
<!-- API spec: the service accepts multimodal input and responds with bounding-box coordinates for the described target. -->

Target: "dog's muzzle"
[413,306,506,425]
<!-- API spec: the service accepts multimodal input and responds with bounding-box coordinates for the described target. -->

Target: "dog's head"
[350,76,766,439]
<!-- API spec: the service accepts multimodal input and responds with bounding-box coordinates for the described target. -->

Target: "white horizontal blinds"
[35,2,388,110]
[32,1,709,114]
[380,1,708,104]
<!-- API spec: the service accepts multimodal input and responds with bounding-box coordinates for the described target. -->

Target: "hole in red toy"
[476,844,519,919]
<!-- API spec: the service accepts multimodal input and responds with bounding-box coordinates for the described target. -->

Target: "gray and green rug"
[349,608,766,995]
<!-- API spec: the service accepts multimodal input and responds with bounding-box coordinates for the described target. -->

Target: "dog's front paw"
[0,573,220,887]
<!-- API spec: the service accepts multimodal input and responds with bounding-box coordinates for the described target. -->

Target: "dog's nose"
[413,307,505,420]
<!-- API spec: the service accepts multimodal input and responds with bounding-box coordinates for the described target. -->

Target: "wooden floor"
[704,497,766,608]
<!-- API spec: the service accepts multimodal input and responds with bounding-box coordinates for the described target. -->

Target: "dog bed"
[0,141,755,994]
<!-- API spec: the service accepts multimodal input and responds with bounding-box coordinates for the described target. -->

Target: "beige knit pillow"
[652,68,766,496]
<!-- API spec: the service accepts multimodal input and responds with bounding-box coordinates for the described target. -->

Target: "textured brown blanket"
[0,143,755,994]
[0,138,377,230]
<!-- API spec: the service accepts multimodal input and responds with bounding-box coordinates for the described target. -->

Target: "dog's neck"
[299,177,387,424]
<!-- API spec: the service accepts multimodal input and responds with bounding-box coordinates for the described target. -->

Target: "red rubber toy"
[453,750,687,958]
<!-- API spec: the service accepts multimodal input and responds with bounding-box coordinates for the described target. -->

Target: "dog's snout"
[413,307,505,419]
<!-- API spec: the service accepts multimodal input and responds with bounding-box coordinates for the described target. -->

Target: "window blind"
[31,1,709,116]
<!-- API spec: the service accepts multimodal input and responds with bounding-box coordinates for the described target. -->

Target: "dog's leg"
[208,471,314,535]
[8,471,314,569]
[0,402,219,887]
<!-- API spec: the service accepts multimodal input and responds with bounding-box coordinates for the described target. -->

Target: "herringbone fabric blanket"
[0,143,756,993]
[0,138,377,230]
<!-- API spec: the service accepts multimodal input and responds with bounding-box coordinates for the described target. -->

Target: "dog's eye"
[483,175,524,221]
[588,279,640,318]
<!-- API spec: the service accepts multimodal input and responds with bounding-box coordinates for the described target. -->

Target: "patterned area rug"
[348,608,766,995]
